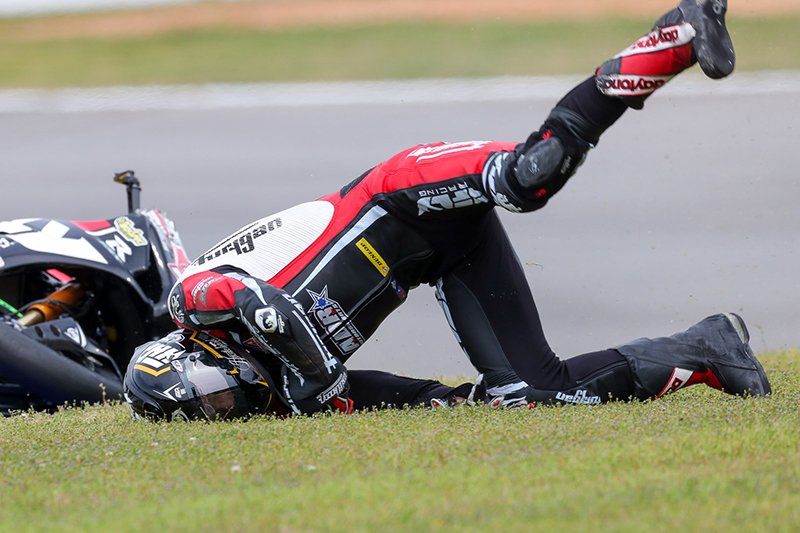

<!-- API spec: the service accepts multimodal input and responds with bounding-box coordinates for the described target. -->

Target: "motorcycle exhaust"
[17,282,86,327]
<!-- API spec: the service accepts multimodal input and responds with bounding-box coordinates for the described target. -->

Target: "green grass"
[0,16,799,88]
[1,350,798,531]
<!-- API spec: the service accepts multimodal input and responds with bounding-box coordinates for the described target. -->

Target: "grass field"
[1,350,798,531]
[1,16,799,88]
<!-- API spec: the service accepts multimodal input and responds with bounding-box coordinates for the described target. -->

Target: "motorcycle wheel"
[0,323,123,407]
[0,380,41,414]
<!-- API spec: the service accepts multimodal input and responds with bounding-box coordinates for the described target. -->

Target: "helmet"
[124,330,281,421]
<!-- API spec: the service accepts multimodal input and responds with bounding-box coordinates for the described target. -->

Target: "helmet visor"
[185,356,271,420]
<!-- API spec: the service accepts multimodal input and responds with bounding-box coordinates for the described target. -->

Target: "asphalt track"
[1,73,798,378]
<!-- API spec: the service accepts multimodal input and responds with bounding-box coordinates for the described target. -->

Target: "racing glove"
[429,378,488,409]
[487,389,535,409]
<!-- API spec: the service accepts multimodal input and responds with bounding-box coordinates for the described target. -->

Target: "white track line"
[0,71,798,113]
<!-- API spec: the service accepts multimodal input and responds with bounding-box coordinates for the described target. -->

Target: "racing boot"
[615,313,771,399]
[596,0,735,109]
[682,0,736,79]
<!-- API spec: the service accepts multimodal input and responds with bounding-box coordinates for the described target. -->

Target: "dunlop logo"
[356,238,389,277]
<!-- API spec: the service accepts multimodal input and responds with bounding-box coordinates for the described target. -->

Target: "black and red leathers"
[170,139,636,411]
[167,0,759,412]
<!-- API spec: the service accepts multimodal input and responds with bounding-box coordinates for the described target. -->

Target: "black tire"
[0,380,44,414]
[0,323,123,406]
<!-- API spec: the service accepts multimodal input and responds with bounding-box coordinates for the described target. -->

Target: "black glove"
[428,378,488,409]
[487,388,535,409]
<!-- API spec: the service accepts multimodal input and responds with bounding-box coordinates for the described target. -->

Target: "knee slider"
[512,116,592,205]
[515,135,567,190]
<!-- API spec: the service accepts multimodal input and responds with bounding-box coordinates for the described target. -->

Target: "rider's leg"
[504,0,736,214]
[565,0,735,134]
[436,212,636,407]
[347,370,480,410]
[436,213,770,406]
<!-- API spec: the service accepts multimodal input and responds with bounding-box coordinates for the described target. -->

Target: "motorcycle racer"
[147,0,770,416]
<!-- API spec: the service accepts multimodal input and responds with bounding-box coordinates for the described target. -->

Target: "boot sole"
[684,0,736,79]
[723,312,772,396]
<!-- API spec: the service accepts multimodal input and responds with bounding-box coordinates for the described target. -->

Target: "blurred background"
[1,0,798,378]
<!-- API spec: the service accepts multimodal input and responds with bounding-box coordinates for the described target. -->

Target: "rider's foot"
[616,313,772,399]
[595,0,735,108]
[660,0,735,79]
[712,313,771,396]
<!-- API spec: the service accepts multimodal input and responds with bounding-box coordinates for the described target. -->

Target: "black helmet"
[124,329,280,421]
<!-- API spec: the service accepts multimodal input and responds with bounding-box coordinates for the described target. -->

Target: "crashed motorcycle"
[0,172,189,414]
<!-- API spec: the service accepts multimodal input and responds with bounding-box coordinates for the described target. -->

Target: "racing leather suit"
[170,136,636,410]
[167,2,746,410]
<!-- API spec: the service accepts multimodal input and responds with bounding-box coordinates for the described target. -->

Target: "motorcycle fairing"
[144,209,190,281]
[0,216,151,273]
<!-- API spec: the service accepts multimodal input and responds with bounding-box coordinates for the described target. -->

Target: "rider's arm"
[169,268,352,415]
